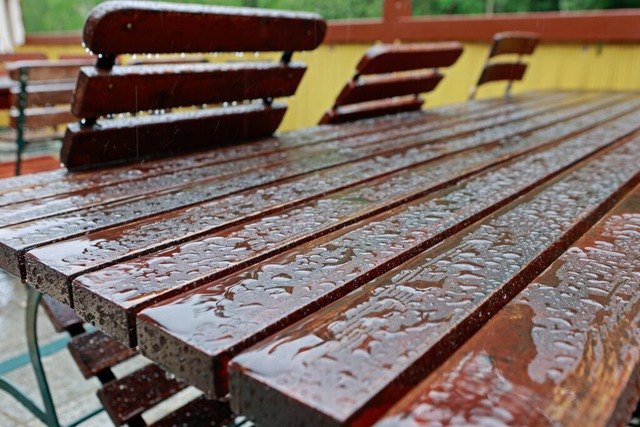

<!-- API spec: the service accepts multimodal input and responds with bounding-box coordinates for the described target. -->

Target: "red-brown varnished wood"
[321,97,425,125]
[149,396,234,427]
[83,0,327,56]
[334,72,442,107]
[61,104,287,169]
[136,108,640,396]
[127,54,209,66]
[10,82,76,108]
[322,42,462,125]
[20,94,606,313]
[355,42,463,75]
[477,62,528,86]
[67,330,137,378]
[9,106,74,129]
[71,62,306,117]
[228,135,640,426]
[489,31,540,58]
[98,364,187,425]
[377,183,640,427]
[7,59,93,82]
[40,295,84,335]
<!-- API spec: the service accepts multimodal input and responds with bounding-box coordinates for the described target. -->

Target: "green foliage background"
[22,0,640,33]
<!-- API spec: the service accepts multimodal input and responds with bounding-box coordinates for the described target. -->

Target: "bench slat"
[61,104,287,169]
[72,62,307,117]
[356,43,463,75]
[477,62,528,86]
[40,295,84,335]
[16,94,606,309]
[83,1,326,55]
[67,330,137,379]
[228,136,640,426]
[136,112,640,396]
[334,72,442,107]
[98,364,187,426]
[377,184,640,427]
[56,97,637,348]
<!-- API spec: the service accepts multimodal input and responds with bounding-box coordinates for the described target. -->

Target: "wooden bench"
[0,59,93,174]
[0,53,48,109]
[320,42,463,124]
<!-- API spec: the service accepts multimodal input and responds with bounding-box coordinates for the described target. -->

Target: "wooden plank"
[16,93,612,306]
[83,1,326,56]
[10,82,75,107]
[149,395,233,427]
[40,295,84,335]
[356,43,463,75]
[7,59,93,82]
[61,104,287,169]
[228,135,640,426]
[0,92,568,206]
[2,93,587,223]
[72,62,307,117]
[67,330,137,379]
[334,72,442,107]
[135,112,640,396]
[489,31,539,58]
[377,184,640,427]
[98,364,187,426]
[478,62,528,86]
[9,106,74,129]
[323,97,424,124]
[50,96,637,347]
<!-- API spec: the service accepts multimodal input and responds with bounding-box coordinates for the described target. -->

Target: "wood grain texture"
[71,62,306,117]
[321,97,424,125]
[377,184,640,427]
[356,42,463,75]
[61,104,287,169]
[229,135,640,426]
[477,62,528,86]
[83,0,326,55]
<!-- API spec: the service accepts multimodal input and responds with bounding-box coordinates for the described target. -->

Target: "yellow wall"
[4,42,640,131]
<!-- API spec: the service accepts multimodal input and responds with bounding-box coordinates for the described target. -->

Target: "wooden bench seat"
[376,182,640,427]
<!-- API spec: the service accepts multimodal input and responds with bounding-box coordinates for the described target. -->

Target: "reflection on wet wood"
[377,184,640,427]
[229,137,640,426]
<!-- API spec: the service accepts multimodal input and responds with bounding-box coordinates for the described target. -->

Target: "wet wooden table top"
[1,90,639,426]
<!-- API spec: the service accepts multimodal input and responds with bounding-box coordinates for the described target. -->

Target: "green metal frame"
[0,286,103,426]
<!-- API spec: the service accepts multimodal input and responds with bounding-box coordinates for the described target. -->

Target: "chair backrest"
[6,59,94,129]
[61,0,327,170]
[469,31,539,100]
[320,42,463,125]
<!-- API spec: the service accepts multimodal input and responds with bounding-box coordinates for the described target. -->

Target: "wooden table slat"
[376,183,640,427]
[134,111,640,396]
[3,93,605,280]
[228,135,640,426]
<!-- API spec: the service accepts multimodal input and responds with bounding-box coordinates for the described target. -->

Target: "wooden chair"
[0,59,93,174]
[319,42,463,125]
[62,0,327,170]
[469,31,539,100]
[32,1,326,425]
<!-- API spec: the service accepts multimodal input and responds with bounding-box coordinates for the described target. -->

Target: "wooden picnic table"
[0,89,639,426]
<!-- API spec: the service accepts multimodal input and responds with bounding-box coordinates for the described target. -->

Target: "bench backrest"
[319,42,463,125]
[61,0,327,170]
[469,31,539,100]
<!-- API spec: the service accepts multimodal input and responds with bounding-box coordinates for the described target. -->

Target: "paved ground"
[0,271,203,426]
